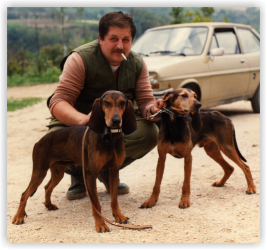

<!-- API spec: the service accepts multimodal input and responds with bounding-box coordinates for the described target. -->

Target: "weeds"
[7,98,44,111]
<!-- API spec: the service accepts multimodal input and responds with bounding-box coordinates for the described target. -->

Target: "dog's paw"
[113,212,129,224]
[44,202,58,211]
[12,211,27,225]
[178,199,190,209]
[212,181,225,187]
[139,199,157,209]
[246,186,256,195]
[95,223,110,233]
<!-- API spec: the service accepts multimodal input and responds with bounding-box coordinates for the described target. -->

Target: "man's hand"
[150,98,164,114]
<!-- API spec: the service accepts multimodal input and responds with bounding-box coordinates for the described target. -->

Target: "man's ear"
[88,98,105,134]
[122,100,137,135]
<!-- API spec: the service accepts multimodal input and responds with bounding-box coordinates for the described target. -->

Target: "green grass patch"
[7,97,44,112]
[7,67,61,87]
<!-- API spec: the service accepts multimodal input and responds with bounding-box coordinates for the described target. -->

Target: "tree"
[191,7,215,22]
[54,7,84,58]
[169,7,185,24]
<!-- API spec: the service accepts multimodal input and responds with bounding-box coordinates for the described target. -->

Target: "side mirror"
[210,47,224,61]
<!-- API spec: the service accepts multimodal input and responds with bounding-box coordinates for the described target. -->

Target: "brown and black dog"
[141,88,256,209]
[12,91,137,232]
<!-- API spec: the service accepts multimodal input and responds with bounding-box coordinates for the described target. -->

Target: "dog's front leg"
[84,172,110,233]
[179,154,192,209]
[109,167,128,224]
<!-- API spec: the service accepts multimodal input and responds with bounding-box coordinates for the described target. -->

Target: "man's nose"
[116,40,123,49]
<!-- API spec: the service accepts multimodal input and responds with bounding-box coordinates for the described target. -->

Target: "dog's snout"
[112,117,121,125]
[195,102,202,109]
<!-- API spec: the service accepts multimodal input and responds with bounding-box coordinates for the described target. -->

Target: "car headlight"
[149,72,159,89]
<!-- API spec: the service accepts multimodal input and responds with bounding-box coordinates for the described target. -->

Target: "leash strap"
[81,127,152,230]
[136,107,174,121]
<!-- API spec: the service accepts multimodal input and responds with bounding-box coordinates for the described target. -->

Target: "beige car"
[131,22,260,113]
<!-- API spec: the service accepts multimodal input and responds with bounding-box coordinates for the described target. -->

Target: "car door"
[236,27,260,97]
[207,27,250,106]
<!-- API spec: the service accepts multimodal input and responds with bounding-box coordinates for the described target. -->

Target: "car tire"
[183,83,201,101]
[251,84,260,113]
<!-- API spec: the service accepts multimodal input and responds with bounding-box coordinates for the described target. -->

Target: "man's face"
[99,26,132,66]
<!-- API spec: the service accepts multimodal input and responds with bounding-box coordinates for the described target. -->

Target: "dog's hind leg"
[12,169,48,225]
[44,164,65,210]
[204,141,235,187]
[219,144,256,194]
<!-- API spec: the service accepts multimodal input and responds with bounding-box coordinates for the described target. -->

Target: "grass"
[7,98,44,112]
[7,67,61,87]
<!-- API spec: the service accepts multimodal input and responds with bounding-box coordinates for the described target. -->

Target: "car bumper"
[152,87,173,99]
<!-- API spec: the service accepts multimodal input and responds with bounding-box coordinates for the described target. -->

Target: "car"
[131,22,260,113]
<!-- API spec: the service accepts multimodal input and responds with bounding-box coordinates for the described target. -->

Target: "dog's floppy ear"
[88,98,105,134]
[190,110,202,132]
[122,100,137,135]
[163,91,174,107]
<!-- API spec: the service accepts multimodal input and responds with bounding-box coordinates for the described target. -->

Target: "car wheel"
[251,84,260,113]
[183,83,201,101]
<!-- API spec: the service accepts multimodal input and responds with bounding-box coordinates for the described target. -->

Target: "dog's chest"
[167,141,193,159]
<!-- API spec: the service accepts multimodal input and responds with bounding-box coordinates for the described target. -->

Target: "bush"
[7,66,61,87]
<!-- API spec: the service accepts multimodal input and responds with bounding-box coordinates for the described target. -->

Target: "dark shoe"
[98,169,129,195]
[66,175,86,200]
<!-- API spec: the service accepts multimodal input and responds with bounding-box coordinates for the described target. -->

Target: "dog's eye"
[181,94,188,98]
[104,101,111,107]
[120,101,126,106]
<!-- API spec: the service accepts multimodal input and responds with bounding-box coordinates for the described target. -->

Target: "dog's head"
[88,91,137,135]
[163,88,202,131]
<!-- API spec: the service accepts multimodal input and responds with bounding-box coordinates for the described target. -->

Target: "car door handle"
[240,59,246,63]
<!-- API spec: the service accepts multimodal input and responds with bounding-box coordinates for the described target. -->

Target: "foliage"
[7,97,43,112]
[169,7,215,24]
[129,8,167,39]
[7,67,61,87]
[80,36,95,45]
[169,7,185,24]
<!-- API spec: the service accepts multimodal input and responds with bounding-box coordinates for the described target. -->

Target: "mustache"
[113,49,124,53]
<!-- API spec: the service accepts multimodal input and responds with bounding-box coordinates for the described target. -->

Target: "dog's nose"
[112,117,121,125]
[195,102,202,109]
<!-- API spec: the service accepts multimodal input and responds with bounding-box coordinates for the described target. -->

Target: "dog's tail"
[30,189,37,197]
[233,129,247,162]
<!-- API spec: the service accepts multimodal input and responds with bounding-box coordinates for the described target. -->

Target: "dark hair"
[99,11,136,40]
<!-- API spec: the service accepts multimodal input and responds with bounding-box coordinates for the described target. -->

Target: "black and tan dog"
[12,91,137,232]
[141,88,256,209]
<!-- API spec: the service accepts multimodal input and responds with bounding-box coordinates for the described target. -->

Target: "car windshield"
[132,26,209,56]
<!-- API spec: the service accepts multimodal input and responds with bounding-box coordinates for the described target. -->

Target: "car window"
[209,35,218,51]
[214,29,240,55]
[236,28,260,53]
[132,27,208,56]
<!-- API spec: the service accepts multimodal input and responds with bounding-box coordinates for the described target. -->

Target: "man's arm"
[49,52,90,126]
[52,101,91,126]
[135,60,164,118]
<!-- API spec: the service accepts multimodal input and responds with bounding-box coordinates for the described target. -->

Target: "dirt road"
[7,83,260,243]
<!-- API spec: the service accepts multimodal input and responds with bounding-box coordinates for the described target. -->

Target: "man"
[46,11,164,200]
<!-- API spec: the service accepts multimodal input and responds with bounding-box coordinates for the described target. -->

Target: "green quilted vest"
[60,39,143,114]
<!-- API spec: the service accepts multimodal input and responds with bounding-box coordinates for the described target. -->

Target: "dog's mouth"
[170,106,189,114]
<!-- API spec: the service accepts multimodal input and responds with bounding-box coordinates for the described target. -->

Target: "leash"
[81,126,152,230]
[136,107,174,121]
